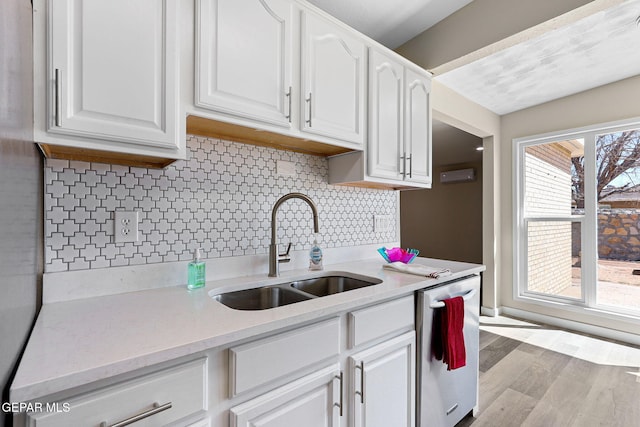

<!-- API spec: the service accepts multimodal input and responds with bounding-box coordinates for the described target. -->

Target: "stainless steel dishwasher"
[416,275,481,427]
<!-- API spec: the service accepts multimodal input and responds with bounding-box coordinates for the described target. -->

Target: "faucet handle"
[278,242,292,263]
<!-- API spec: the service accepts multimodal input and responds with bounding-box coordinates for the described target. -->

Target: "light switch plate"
[374,214,393,233]
[114,211,139,243]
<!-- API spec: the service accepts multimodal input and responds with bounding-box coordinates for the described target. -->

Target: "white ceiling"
[436,0,640,115]
[306,0,474,49]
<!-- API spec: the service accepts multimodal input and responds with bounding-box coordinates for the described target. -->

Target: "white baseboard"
[500,306,640,346]
[480,306,501,317]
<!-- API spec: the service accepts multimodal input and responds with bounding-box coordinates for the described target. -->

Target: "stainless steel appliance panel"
[416,275,481,427]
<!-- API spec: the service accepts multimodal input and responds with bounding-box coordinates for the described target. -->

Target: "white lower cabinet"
[350,332,416,427]
[228,297,416,427]
[18,298,416,427]
[230,365,342,427]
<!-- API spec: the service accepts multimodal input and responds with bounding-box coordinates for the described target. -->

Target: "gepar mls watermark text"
[2,402,71,413]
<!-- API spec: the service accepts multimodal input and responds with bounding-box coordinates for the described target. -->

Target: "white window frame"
[514,117,640,321]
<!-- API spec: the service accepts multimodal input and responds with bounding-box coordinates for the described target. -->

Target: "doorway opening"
[400,119,483,264]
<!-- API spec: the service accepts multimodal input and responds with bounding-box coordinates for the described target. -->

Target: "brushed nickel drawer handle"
[334,371,344,416]
[54,68,61,127]
[400,152,407,179]
[305,93,312,127]
[101,402,172,427]
[355,361,364,403]
[285,86,292,123]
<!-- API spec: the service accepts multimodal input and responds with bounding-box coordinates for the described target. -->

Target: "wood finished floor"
[456,316,640,427]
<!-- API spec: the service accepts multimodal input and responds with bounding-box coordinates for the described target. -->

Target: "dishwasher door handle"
[429,288,476,308]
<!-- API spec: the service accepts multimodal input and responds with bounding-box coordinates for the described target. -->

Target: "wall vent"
[440,168,475,184]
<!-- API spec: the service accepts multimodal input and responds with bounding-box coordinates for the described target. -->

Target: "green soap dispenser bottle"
[188,248,206,290]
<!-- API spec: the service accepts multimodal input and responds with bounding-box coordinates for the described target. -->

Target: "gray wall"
[0,1,42,426]
[401,162,483,264]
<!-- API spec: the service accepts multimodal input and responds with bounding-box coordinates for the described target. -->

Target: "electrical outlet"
[114,211,139,243]
[374,214,393,233]
[276,160,296,177]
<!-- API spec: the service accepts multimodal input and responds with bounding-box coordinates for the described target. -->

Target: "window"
[515,119,640,319]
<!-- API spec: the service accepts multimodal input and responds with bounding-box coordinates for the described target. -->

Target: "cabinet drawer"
[348,295,415,348]
[27,358,207,427]
[230,318,340,396]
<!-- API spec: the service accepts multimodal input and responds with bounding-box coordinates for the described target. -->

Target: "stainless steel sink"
[290,275,382,297]
[212,286,312,311]
[212,274,382,310]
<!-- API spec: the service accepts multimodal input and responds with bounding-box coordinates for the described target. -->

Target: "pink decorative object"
[378,247,419,264]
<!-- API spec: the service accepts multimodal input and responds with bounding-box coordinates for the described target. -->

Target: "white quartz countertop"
[11,257,484,402]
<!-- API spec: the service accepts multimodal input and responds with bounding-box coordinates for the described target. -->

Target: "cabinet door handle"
[100,402,172,427]
[305,93,312,127]
[334,371,344,416]
[285,86,292,123]
[54,68,61,127]
[400,152,407,179]
[355,361,364,404]
[408,154,413,178]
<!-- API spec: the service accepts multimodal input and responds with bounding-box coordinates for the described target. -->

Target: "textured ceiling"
[436,0,640,115]
[306,0,474,48]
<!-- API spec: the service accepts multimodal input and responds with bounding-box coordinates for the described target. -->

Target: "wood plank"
[471,388,538,427]
[509,348,572,400]
[468,320,640,427]
[479,335,523,373]
[39,144,175,168]
[478,347,538,410]
[570,364,640,427]
[478,330,501,351]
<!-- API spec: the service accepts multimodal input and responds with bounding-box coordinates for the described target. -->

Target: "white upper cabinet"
[196,0,293,128]
[36,0,182,160]
[368,49,404,180]
[404,67,432,185]
[367,49,431,185]
[328,47,431,189]
[300,11,366,146]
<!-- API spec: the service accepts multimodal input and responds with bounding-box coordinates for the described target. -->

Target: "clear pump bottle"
[309,238,323,271]
[187,248,206,290]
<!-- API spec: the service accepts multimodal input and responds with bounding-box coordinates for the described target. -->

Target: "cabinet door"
[301,12,366,145]
[48,0,179,149]
[196,0,293,127]
[230,365,342,427]
[351,332,415,427]
[367,49,403,180]
[404,67,432,185]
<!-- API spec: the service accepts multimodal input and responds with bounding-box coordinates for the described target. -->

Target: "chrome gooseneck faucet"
[269,192,319,277]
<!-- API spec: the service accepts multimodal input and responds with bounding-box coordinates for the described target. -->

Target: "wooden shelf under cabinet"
[186,116,355,157]
[39,144,177,169]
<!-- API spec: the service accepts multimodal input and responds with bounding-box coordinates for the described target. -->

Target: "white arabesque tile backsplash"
[44,136,398,272]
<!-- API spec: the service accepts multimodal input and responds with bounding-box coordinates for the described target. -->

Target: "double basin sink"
[212,274,382,310]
